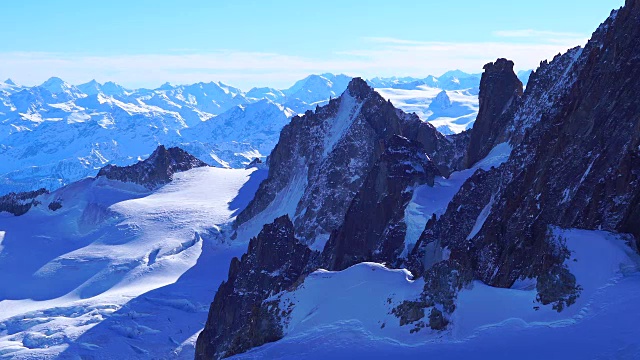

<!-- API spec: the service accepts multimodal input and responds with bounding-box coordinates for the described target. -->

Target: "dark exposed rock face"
[195,216,315,359]
[235,78,457,246]
[199,79,454,358]
[96,145,207,189]
[465,59,523,167]
[244,157,262,169]
[409,168,500,277]
[323,135,440,270]
[407,1,640,319]
[198,4,640,353]
[473,1,640,283]
[47,199,62,211]
[0,188,48,216]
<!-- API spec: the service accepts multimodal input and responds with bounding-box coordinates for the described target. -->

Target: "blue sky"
[0,0,623,89]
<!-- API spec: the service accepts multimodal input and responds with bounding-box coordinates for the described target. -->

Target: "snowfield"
[2,139,637,360]
[0,167,266,359]
[234,229,640,360]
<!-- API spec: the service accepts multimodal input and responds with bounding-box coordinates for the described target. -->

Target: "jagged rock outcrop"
[323,135,440,270]
[200,80,454,358]
[96,145,207,189]
[407,0,640,322]
[198,3,640,353]
[465,58,523,167]
[195,216,316,359]
[0,188,49,216]
[235,78,457,247]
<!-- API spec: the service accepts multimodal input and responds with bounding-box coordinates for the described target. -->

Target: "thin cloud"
[0,33,588,90]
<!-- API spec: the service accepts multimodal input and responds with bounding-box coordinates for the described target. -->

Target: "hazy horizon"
[0,0,623,89]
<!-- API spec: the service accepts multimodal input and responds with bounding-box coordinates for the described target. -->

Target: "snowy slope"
[233,229,640,359]
[0,166,267,359]
[403,142,512,253]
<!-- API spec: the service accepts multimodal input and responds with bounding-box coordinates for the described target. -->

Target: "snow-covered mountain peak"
[284,73,351,99]
[3,78,16,86]
[101,81,128,96]
[40,77,69,93]
[429,90,452,109]
[77,79,102,95]
[39,76,86,100]
[246,87,285,102]
[158,82,174,90]
[439,69,474,79]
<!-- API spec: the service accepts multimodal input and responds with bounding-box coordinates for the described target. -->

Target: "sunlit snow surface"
[0,167,266,359]
[2,142,639,359]
[235,229,640,359]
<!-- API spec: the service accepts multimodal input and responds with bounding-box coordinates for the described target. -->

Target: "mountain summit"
[196,1,640,358]
[96,145,208,189]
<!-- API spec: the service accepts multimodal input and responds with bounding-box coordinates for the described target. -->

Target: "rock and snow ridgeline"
[1,2,639,360]
[196,1,640,359]
[0,72,484,195]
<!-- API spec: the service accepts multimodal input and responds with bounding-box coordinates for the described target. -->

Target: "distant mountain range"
[0,70,530,194]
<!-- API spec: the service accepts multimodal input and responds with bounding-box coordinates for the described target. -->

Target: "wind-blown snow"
[322,93,362,157]
[0,167,260,359]
[234,228,640,359]
[276,263,425,341]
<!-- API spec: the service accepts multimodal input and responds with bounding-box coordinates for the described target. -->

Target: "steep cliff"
[408,0,640,323]
[234,78,457,249]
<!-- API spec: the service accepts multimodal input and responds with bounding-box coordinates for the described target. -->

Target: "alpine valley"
[1,1,639,360]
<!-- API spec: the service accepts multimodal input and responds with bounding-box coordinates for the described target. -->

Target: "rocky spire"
[465,58,523,168]
[346,77,375,100]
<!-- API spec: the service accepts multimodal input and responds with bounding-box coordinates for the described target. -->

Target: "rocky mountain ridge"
[196,1,640,358]
[234,78,464,249]
[96,145,208,190]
